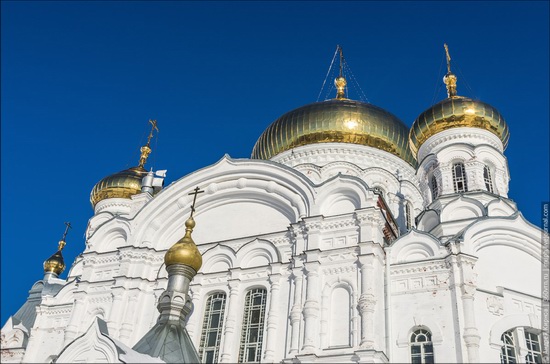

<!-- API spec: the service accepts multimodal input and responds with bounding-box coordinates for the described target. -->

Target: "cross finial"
[338,45,344,78]
[188,187,205,218]
[444,43,452,74]
[61,222,72,241]
[146,119,159,146]
[443,43,458,98]
[138,120,159,168]
[334,45,348,100]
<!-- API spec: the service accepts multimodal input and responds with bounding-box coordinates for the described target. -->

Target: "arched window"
[430,175,439,200]
[199,293,227,363]
[484,165,494,193]
[452,162,468,193]
[239,288,267,363]
[499,328,542,364]
[500,330,517,363]
[410,329,434,363]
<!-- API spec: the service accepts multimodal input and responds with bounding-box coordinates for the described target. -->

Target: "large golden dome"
[251,98,416,166]
[409,96,509,156]
[90,166,148,207]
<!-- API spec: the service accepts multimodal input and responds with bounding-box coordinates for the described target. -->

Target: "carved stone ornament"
[486,296,504,316]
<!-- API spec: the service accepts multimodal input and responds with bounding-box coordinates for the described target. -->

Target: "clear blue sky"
[1,1,548,325]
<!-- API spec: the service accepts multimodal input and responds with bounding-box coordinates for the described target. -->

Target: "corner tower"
[410,45,515,235]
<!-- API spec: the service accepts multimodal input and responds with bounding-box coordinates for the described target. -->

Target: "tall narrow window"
[524,331,542,364]
[452,162,468,193]
[410,329,434,364]
[199,293,227,364]
[405,202,413,230]
[431,175,439,200]
[500,330,517,364]
[484,165,494,193]
[239,288,267,363]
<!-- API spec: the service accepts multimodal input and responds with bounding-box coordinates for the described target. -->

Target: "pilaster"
[301,257,321,353]
[264,264,283,362]
[289,268,304,355]
[219,277,241,363]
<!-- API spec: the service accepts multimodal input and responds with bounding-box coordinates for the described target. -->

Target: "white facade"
[1,90,546,363]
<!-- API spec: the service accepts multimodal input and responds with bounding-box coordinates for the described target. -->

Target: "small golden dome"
[90,120,159,208]
[44,240,66,275]
[409,96,510,156]
[251,98,416,166]
[164,217,202,272]
[90,166,148,207]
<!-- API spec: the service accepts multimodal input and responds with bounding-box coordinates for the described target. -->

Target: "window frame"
[198,292,227,364]
[405,201,413,230]
[483,165,494,193]
[238,288,268,363]
[410,328,434,364]
[430,175,439,201]
[499,327,543,364]
[524,331,542,364]
[452,162,468,193]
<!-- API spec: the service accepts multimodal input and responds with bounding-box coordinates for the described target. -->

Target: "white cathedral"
[1,46,546,364]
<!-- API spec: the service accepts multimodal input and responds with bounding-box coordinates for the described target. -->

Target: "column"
[220,279,240,363]
[301,261,320,353]
[263,272,282,362]
[289,271,303,354]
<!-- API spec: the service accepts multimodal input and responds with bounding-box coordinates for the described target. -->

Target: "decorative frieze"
[322,265,357,276]
[321,235,358,249]
[391,261,448,276]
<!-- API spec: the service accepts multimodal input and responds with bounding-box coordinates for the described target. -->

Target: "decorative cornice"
[391,260,448,276]
[418,128,503,161]
[272,144,417,181]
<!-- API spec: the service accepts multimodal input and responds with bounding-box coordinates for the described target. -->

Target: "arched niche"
[389,230,444,264]
[440,197,485,222]
[201,245,236,273]
[235,239,280,268]
[314,175,369,216]
[462,216,542,296]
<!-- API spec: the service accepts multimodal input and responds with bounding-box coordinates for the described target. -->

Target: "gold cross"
[146,119,159,146]
[188,187,205,218]
[62,222,72,241]
[444,43,452,74]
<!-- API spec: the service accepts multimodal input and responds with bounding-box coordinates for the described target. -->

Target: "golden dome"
[409,44,510,157]
[164,217,202,272]
[409,96,510,157]
[90,120,159,208]
[90,166,148,207]
[44,240,66,275]
[251,98,416,166]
